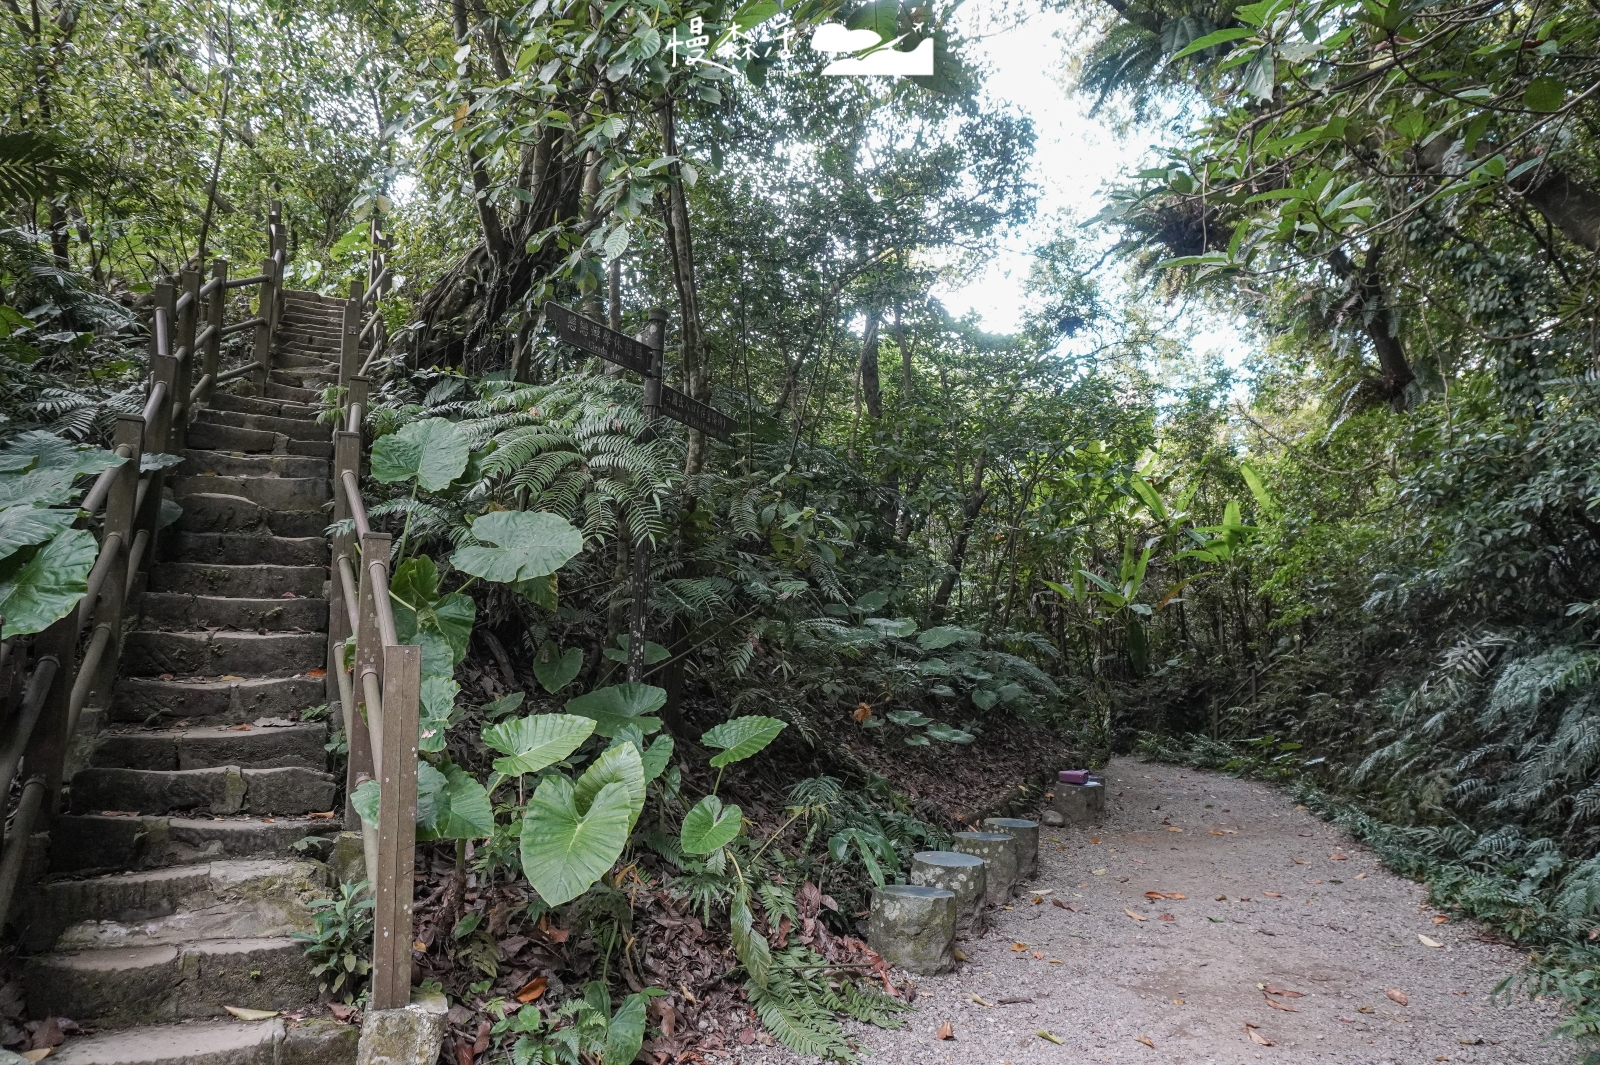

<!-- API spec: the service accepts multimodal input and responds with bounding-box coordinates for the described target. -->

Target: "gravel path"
[756,757,1576,1064]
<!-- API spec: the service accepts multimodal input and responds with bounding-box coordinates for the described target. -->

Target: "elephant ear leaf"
[573,742,645,829]
[370,417,470,491]
[0,527,96,636]
[564,683,665,737]
[680,794,742,854]
[451,511,583,584]
[700,715,786,768]
[482,713,595,776]
[421,762,495,841]
[520,776,632,906]
[417,676,460,752]
[640,734,674,782]
[533,640,584,693]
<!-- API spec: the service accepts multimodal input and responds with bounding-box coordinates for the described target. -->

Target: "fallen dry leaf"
[1031,951,1045,960]
[1215,894,1228,901]
[1124,908,1149,922]
[308,810,336,819]
[20,1051,52,1063]
[1295,804,1307,810]
[1264,994,1299,1012]
[936,1021,954,1040]
[1419,934,1444,948]
[1356,873,1368,879]
[1134,1036,1155,1048]
[1331,852,1349,861]
[1052,898,1081,911]
[307,667,327,678]
[1010,942,1029,951]
[1247,1028,1272,1046]
[1092,868,1107,875]
[1166,826,1183,832]
[516,976,548,1003]
[1090,837,1101,844]
[970,995,994,1007]
[1048,958,1063,964]
[1263,985,1305,998]
[1145,891,1165,899]
[225,1006,279,1021]
[1433,914,1449,924]
[1263,891,1282,898]
[1210,829,1226,835]
[1386,989,1409,1006]
[1293,859,1309,865]
[1357,1005,1376,1014]
[953,948,968,961]
[1037,1031,1065,1045]
[1157,914,1175,921]
[1167,892,1187,899]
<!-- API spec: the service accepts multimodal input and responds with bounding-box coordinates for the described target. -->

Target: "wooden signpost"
[543,302,737,680]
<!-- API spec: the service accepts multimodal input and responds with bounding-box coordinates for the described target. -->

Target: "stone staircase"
[20,292,360,1063]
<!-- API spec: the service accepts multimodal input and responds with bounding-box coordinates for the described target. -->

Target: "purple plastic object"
[1058,769,1090,785]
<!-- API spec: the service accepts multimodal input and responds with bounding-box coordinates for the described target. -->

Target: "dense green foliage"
[18,0,1600,1053]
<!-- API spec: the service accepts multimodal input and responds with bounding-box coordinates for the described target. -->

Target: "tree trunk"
[658,98,708,476]
[859,310,882,420]
[931,453,987,618]
[1328,247,1414,411]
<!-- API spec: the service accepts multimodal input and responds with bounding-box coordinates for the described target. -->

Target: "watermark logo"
[814,22,933,76]
[666,10,933,79]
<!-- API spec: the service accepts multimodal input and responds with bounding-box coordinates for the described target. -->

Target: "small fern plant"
[291,880,375,1003]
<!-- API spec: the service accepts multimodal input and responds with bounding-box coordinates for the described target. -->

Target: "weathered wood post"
[251,251,276,393]
[372,642,419,1011]
[983,817,1040,879]
[627,308,666,684]
[952,830,1017,904]
[172,267,201,449]
[201,258,227,406]
[868,885,956,975]
[910,850,986,935]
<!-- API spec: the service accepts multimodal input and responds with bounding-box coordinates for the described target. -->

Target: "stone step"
[270,367,337,389]
[24,936,318,1027]
[92,721,327,772]
[49,1017,357,1065]
[25,859,324,952]
[51,813,336,875]
[140,592,327,632]
[182,448,328,480]
[111,674,325,725]
[173,474,329,511]
[170,494,325,538]
[264,381,320,404]
[209,391,320,419]
[160,533,328,567]
[275,326,340,348]
[285,437,333,460]
[149,562,325,600]
[196,409,325,442]
[121,630,325,677]
[276,351,340,372]
[185,422,279,455]
[69,765,338,816]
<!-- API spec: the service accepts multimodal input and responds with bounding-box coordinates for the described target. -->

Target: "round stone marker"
[951,830,1017,904]
[910,850,987,935]
[868,884,956,974]
[982,817,1040,879]
[1054,780,1105,824]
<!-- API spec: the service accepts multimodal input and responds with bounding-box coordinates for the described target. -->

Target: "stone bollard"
[1054,780,1104,825]
[356,988,448,1065]
[983,817,1039,879]
[868,884,956,975]
[951,830,1017,904]
[910,850,987,935]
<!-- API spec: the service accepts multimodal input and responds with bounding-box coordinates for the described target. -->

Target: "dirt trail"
[761,757,1574,1064]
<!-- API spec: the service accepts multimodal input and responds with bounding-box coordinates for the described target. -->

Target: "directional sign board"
[661,384,736,442]
[544,302,655,377]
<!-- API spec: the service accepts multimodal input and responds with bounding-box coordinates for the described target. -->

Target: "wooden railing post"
[340,280,361,386]
[148,283,178,455]
[329,431,359,746]
[252,254,276,392]
[172,268,201,450]
[201,259,227,407]
[351,531,387,804]
[372,642,419,1011]
[25,616,78,828]
[82,415,142,708]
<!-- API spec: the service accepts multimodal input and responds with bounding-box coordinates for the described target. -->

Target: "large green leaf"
[482,713,595,776]
[421,762,495,841]
[451,511,584,584]
[917,625,976,651]
[0,527,96,636]
[533,640,583,693]
[680,794,742,854]
[0,430,124,478]
[520,776,632,906]
[417,676,460,753]
[604,992,651,1065]
[370,418,469,491]
[701,715,787,768]
[565,683,665,737]
[390,556,474,669]
[640,734,674,782]
[0,505,75,562]
[0,469,76,508]
[574,741,645,829]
